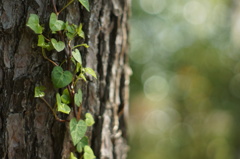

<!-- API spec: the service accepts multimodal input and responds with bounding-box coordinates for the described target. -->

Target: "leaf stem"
[42,48,58,66]
[43,35,50,42]
[73,43,89,49]
[40,97,69,122]
[77,104,82,120]
[67,85,77,118]
[58,0,75,14]
[52,0,58,15]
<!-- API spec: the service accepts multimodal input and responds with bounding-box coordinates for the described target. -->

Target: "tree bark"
[0,0,131,158]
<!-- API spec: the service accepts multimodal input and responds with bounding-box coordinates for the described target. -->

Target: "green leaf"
[74,43,89,49]
[84,146,96,159]
[70,118,87,146]
[69,152,77,159]
[37,35,45,47]
[38,35,51,49]
[85,67,97,79]
[85,113,95,126]
[26,14,43,34]
[79,73,87,82]
[49,13,65,33]
[75,62,81,73]
[79,0,90,12]
[72,49,82,64]
[56,93,71,114]
[77,23,85,38]
[51,38,65,52]
[51,66,73,88]
[34,86,46,97]
[76,136,89,153]
[74,89,82,107]
[65,22,77,40]
[61,89,71,104]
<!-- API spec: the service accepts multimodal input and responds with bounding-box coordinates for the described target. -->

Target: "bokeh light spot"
[140,0,166,15]
[183,1,208,25]
[143,110,171,134]
[144,75,169,101]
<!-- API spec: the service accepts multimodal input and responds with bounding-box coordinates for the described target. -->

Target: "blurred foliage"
[128,0,240,159]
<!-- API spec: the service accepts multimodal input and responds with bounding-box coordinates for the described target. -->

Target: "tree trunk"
[0,0,131,158]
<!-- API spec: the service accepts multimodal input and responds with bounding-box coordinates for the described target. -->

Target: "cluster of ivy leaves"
[27,0,97,159]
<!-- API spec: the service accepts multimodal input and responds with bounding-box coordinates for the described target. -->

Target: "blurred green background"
[128,0,240,158]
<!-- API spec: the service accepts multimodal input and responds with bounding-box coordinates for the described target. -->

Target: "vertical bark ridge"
[87,0,131,158]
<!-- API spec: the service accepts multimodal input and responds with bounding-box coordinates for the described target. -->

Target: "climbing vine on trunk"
[26,0,97,158]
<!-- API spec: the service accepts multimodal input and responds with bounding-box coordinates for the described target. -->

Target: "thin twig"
[58,0,75,14]
[77,104,82,121]
[42,48,58,66]
[40,97,69,122]
[67,85,77,118]
[52,0,58,15]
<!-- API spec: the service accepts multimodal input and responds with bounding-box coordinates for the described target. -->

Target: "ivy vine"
[27,0,96,159]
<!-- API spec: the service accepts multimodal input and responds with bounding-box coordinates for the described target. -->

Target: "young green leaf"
[51,38,65,52]
[26,14,43,34]
[61,89,71,104]
[58,103,71,114]
[51,66,73,88]
[37,35,45,47]
[70,118,87,146]
[38,35,51,49]
[84,146,96,159]
[72,49,82,64]
[49,13,65,33]
[76,136,89,153]
[74,88,82,107]
[56,93,71,114]
[69,152,77,159]
[85,113,95,126]
[78,0,90,12]
[85,67,97,79]
[77,23,85,39]
[79,73,87,82]
[75,62,81,74]
[73,43,89,49]
[65,22,77,40]
[34,86,46,98]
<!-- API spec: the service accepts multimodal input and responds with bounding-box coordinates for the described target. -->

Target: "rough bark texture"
[0,0,131,158]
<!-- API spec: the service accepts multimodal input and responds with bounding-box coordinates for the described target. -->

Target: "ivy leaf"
[56,93,71,114]
[85,113,95,126]
[76,136,89,153]
[51,38,65,52]
[74,43,89,49]
[79,73,87,82]
[65,22,77,40]
[69,152,77,159]
[38,35,51,49]
[34,86,46,98]
[84,146,96,159]
[26,14,43,34]
[70,118,87,146]
[61,89,71,104]
[78,0,90,12]
[37,35,45,47]
[72,49,82,64]
[85,67,97,79]
[57,103,71,114]
[74,89,82,107]
[75,62,81,74]
[49,13,65,33]
[51,66,73,88]
[77,23,85,39]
